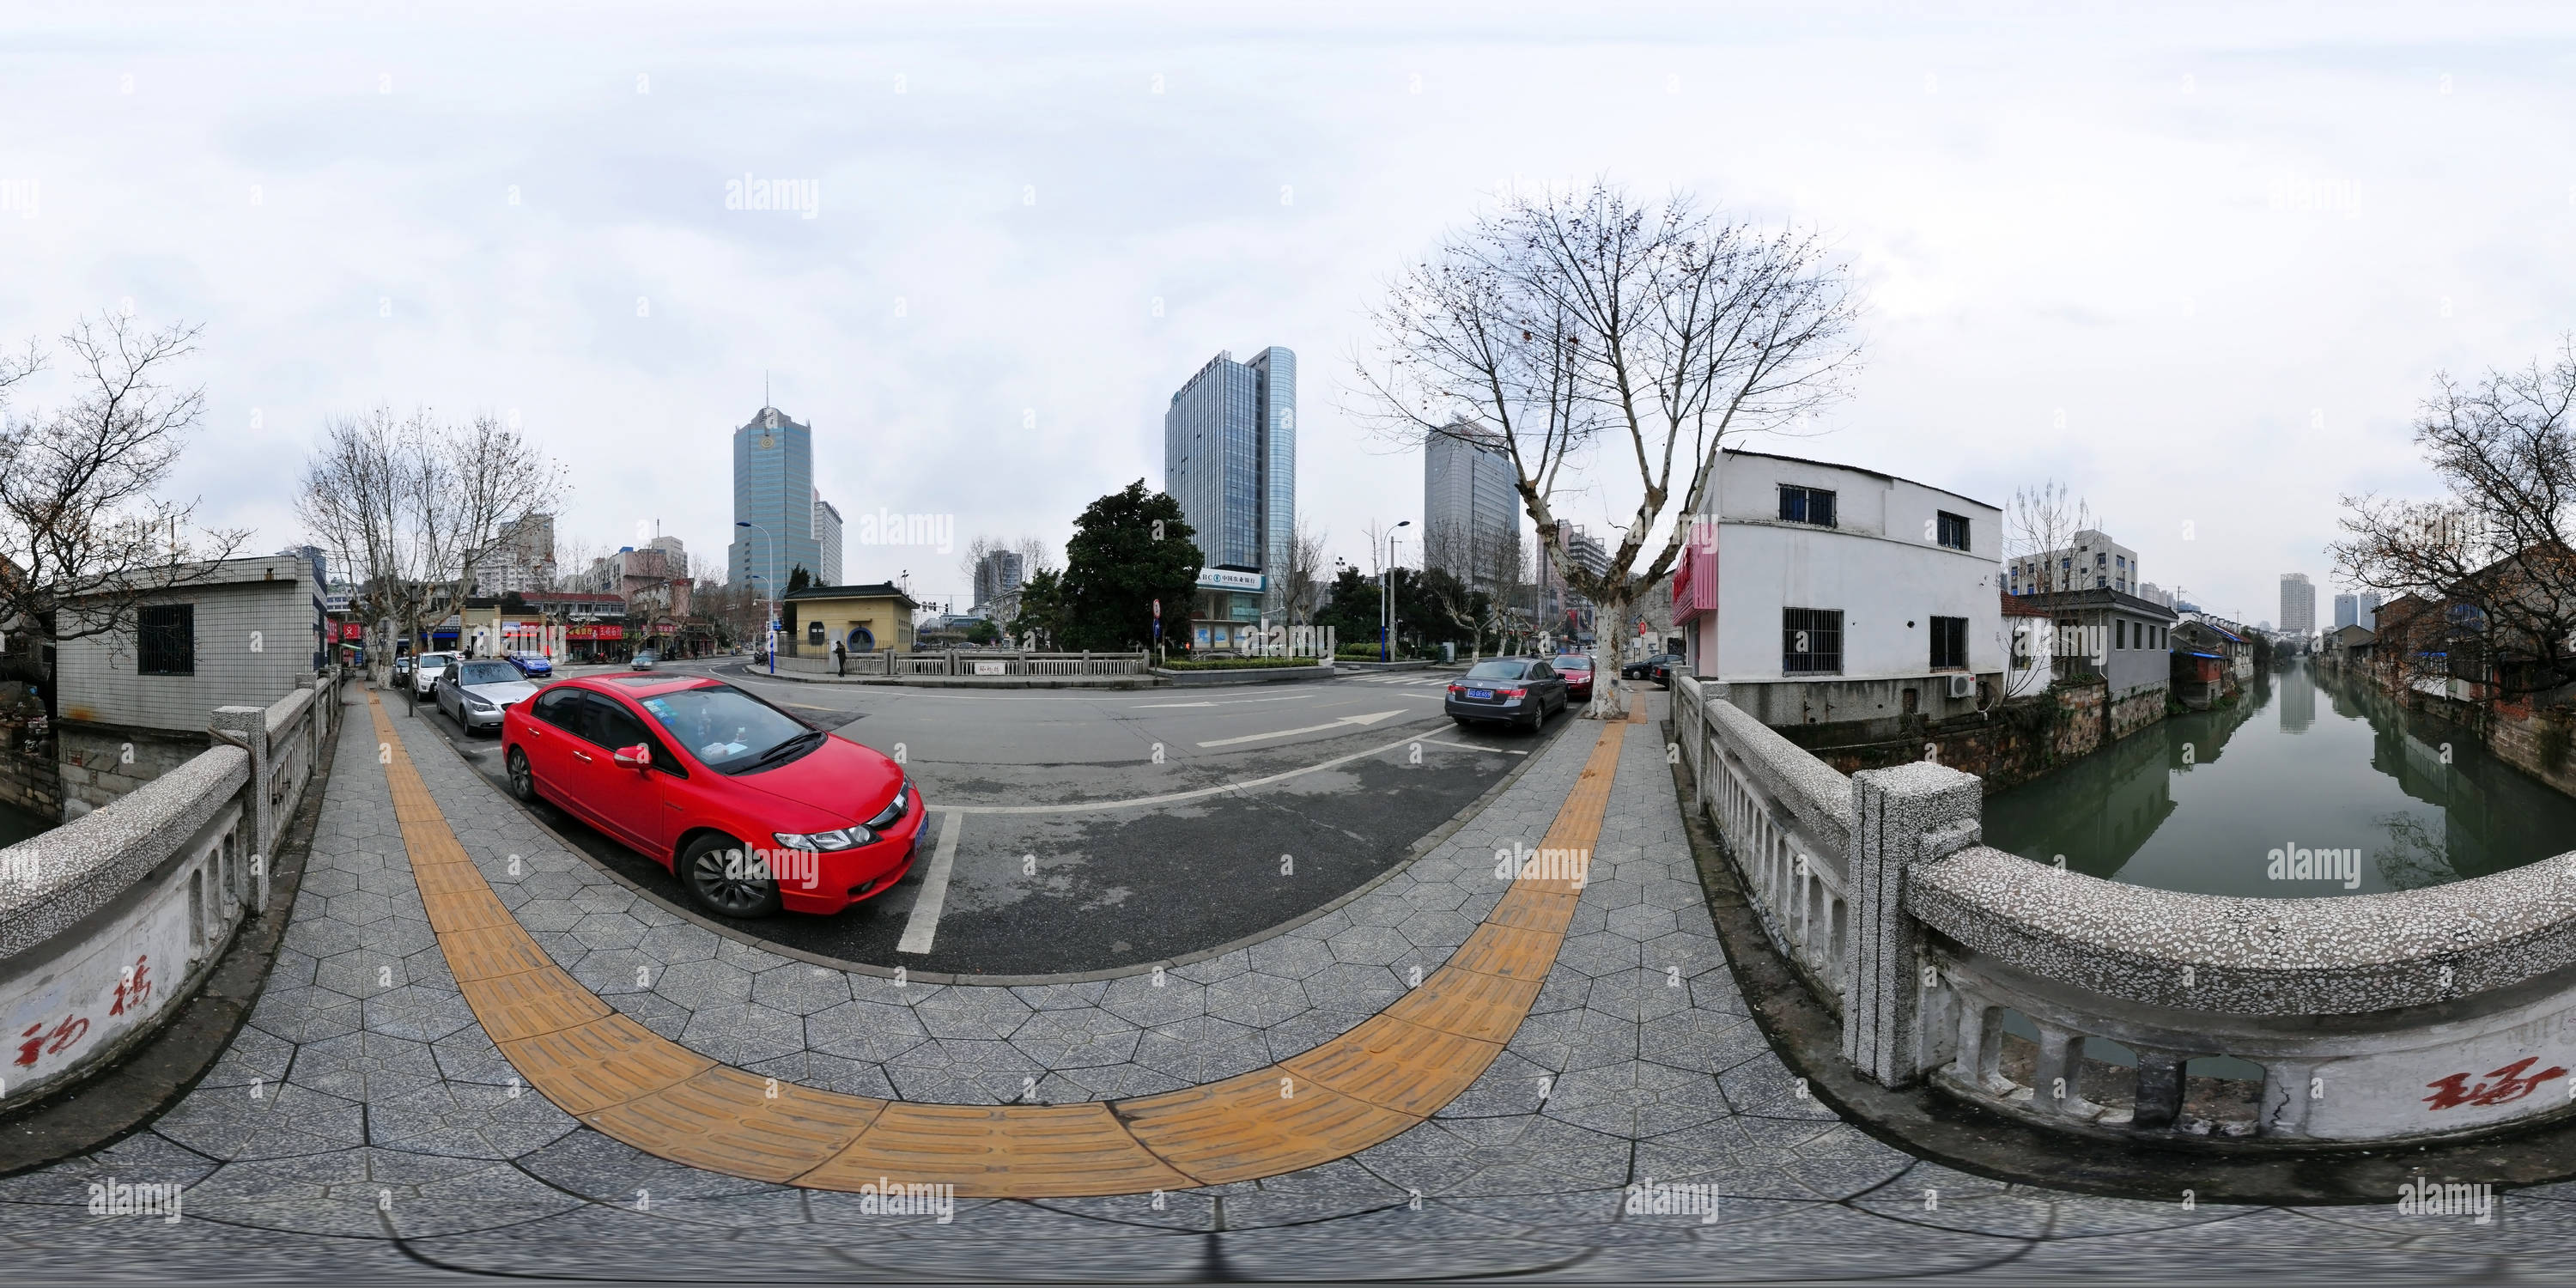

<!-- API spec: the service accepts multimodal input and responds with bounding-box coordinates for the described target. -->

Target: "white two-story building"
[1670,450,2005,732]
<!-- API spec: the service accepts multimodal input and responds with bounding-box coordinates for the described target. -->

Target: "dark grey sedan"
[1444,658,1571,731]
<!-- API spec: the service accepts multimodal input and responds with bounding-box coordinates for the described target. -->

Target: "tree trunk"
[1588,593,1632,720]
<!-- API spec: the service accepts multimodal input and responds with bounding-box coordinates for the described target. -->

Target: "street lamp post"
[1381,519,1412,662]
[737,520,777,673]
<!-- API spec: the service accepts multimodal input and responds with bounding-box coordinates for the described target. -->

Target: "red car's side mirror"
[612,743,651,769]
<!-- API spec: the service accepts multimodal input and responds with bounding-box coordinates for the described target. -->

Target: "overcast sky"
[4,1,2573,622]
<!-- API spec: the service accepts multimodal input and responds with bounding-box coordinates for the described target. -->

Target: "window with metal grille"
[1929,616,1968,669]
[137,603,195,676]
[1783,608,1843,674]
[1777,485,1837,527]
[1936,511,1970,550]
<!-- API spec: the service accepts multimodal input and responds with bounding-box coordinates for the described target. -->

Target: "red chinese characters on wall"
[108,955,154,1017]
[2423,1056,2569,1110]
[12,955,151,1069]
[15,1015,89,1067]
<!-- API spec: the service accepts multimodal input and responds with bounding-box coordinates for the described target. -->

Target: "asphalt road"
[404,657,1577,977]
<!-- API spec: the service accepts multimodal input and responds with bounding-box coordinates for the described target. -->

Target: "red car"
[500,675,923,918]
[1554,653,1595,702]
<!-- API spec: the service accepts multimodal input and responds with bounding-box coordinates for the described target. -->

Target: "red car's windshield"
[1557,656,1594,671]
[629,683,816,773]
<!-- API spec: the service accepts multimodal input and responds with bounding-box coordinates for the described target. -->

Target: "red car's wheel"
[680,831,782,919]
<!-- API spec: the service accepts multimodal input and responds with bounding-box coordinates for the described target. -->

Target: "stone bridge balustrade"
[1668,671,2576,1147]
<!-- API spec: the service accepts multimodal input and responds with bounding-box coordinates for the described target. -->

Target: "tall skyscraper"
[1423,421,1522,594]
[731,404,821,600]
[2360,591,2381,630]
[812,492,844,585]
[1164,346,1296,611]
[973,549,1025,611]
[2333,592,2358,630]
[2280,573,2317,638]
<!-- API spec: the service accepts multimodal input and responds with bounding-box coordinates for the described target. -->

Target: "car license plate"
[1467,689,1494,699]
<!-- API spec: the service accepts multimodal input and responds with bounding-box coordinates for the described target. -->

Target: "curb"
[0,694,343,1177]
[1662,714,2576,1206]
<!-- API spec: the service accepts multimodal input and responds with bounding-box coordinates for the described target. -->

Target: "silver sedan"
[435,658,539,732]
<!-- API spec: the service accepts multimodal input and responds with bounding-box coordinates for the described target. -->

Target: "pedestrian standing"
[833,639,847,677]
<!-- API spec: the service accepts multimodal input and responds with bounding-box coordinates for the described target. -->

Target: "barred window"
[1935,511,1971,551]
[1777,485,1837,527]
[1929,616,1968,670]
[1783,608,1843,674]
[138,603,195,676]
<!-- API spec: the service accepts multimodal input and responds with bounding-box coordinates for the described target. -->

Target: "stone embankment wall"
[1777,675,2152,794]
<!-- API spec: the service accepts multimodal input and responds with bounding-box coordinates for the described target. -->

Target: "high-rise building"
[731,405,821,602]
[2360,591,2381,630]
[973,549,1025,613]
[2281,573,2317,638]
[1423,421,1522,595]
[812,492,843,586]
[2333,592,2358,630]
[647,535,688,581]
[1165,346,1296,646]
[2008,528,2139,597]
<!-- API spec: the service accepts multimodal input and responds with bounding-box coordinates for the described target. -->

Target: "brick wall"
[1780,674,2171,794]
[0,726,60,818]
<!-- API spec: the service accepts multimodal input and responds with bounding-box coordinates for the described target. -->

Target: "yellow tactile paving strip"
[366,687,1632,1198]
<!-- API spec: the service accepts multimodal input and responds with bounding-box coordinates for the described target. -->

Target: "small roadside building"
[2032,586,2178,738]
[50,554,323,817]
[2323,623,2376,671]
[1669,449,2007,735]
[2170,617,2250,709]
[783,582,920,656]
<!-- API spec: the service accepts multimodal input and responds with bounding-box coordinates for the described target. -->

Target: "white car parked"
[410,651,457,697]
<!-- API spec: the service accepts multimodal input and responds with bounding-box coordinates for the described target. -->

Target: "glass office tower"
[1164,347,1296,633]
[730,405,823,610]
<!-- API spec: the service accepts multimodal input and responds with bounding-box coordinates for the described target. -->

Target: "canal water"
[1984,660,2576,897]
[0,801,46,850]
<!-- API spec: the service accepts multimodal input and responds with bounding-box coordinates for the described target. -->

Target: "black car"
[1621,653,1680,680]
[1648,655,1678,688]
[1444,658,1571,731]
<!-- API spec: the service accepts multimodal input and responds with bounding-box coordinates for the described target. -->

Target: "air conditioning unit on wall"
[1947,673,1976,700]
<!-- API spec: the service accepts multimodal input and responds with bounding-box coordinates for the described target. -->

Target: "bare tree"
[297,407,566,678]
[1015,536,1056,575]
[1354,181,1864,716]
[958,534,1005,604]
[0,315,247,673]
[1280,514,1330,642]
[2332,335,2576,702]
[2001,478,2097,695]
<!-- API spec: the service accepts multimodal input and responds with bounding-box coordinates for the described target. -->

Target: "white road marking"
[1415,738,1529,756]
[896,811,963,956]
[1196,709,1409,748]
[1132,694,1309,708]
[945,725,1445,815]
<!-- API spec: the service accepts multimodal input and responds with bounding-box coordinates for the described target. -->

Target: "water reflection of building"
[2315,664,2570,887]
[2278,663,2317,732]
[1984,720,2176,879]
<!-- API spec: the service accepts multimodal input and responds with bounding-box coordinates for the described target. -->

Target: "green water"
[0,801,46,850]
[1983,660,2576,896]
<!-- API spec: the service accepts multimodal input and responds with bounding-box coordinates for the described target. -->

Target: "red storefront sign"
[337,623,365,641]
[567,625,627,641]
